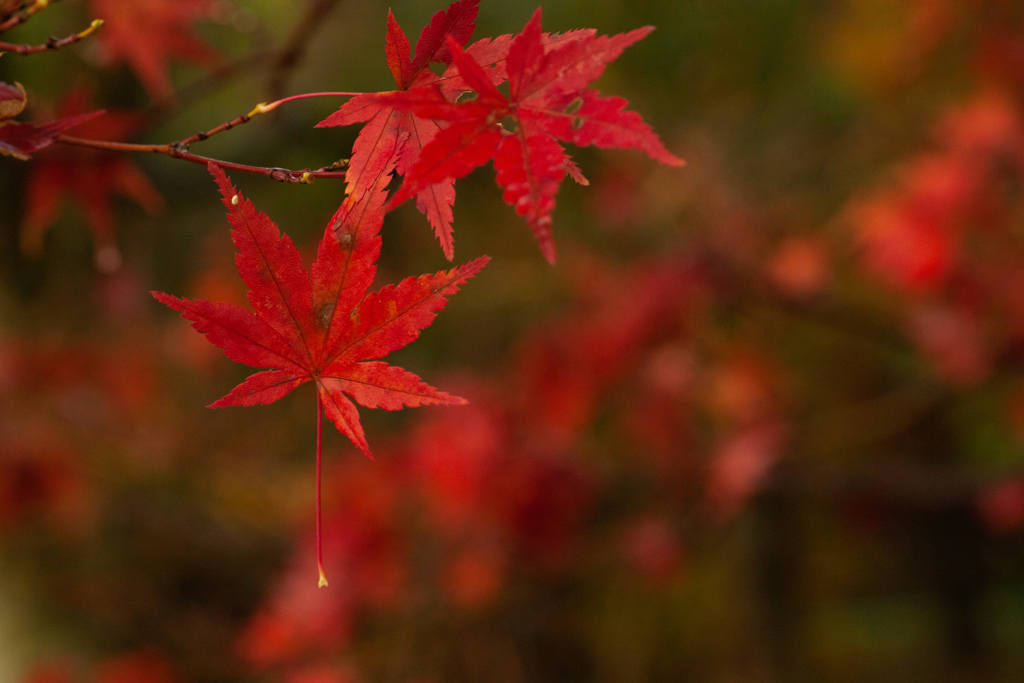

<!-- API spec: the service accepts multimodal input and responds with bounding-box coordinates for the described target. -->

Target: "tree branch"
[0,0,62,33]
[55,134,348,183]
[0,18,101,55]
[52,93,364,183]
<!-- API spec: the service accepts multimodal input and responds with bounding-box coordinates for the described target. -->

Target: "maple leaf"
[316,0,482,260]
[374,9,684,263]
[87,0,218,100]
[0,81,103,160]
[317,3,604,261]
[152,162,487,584]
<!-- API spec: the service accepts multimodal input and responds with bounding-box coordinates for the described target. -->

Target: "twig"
[1,18,102,55]
[2,0,358,184]
[53,93,362,183]
[0,1,26,27]
[0,0,61,33]
[55,135,348,183]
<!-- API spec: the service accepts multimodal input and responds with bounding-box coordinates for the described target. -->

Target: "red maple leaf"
[0,81,102,160]
[152,162,487,584]
[316,0,481,260]
[372,8,684,263]
[87,0,218,100]
[317,3,608,261]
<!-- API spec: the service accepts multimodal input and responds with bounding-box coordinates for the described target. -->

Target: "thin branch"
[2,0,359,184]
[0,2,26,27]
[0,17,102,55]
[55,135,348,182]
[0,0,61,34]
[52,93,361,183]
[173,101,274,147]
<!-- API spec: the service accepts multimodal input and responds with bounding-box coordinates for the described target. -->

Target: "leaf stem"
[259,91,366,112]
[316,388,328,588]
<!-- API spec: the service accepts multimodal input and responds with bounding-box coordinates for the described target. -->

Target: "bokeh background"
[3,0,1024,681]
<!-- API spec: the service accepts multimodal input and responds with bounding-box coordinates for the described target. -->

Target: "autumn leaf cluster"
[148,0,679,459]
[318,0,682,262]
[140,0,679,584]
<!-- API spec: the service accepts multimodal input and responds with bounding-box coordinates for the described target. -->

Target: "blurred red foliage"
[87,0,219,100]
[20,87,163,272]
[237,457,407,670]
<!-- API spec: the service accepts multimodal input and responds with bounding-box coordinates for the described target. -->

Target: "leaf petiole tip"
[248,102,274,118]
